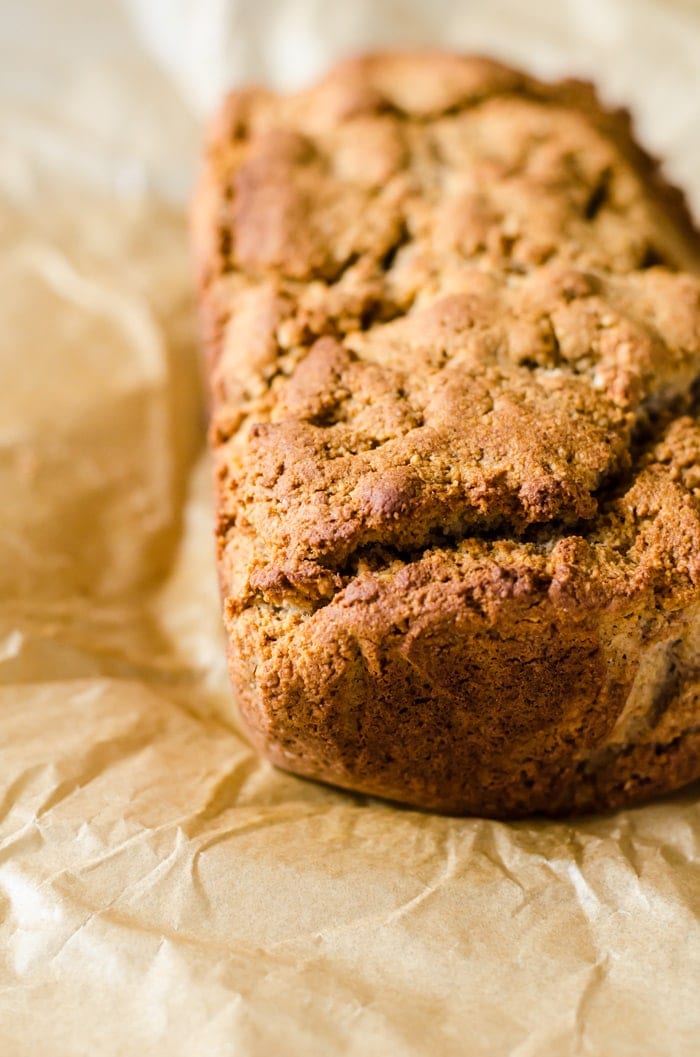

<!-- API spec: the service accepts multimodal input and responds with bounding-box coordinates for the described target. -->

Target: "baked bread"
[191,53,700,816]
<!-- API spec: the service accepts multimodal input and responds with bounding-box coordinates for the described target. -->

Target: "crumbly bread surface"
[192,53,700,815]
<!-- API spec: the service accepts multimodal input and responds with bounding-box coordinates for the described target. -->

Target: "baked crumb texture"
[192,53,700,816]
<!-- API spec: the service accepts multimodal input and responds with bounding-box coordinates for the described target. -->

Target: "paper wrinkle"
[1,1,699,1054]
[15,244,169,386]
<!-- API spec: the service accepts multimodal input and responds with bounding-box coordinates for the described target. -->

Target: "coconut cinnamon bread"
[191,53,700,816]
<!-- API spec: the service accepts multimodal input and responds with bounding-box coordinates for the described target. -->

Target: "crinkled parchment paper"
[1,2,699,1054]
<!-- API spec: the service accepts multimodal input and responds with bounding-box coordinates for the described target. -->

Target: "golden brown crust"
[191,52,700,816]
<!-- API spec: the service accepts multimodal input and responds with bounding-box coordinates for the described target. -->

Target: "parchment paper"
[1,2,699,1054]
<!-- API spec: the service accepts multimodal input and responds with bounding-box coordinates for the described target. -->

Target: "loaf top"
[192,53,700,630]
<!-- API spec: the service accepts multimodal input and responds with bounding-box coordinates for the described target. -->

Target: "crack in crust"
[192,52,700,816]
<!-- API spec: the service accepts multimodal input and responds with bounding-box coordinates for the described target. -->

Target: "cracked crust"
[191,53,700,816]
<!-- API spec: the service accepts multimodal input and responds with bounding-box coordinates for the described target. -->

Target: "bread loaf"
[191,53,700,816]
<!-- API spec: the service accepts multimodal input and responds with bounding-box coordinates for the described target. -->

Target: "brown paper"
[1,2,699,1054]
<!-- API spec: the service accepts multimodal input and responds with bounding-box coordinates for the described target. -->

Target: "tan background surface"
[0,2,698,1054]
